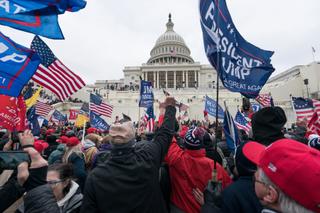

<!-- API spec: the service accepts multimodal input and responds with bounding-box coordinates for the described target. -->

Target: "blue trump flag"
[139,80,154,108]
[0,7,63,39]
[27,106,40,135]
[90,112,110,131]
[199,0,275,98]
[223,109,240,152]
[0,32,40,96]
[204,95,224,119]
[51,110,67,125]
[10,0,87,14]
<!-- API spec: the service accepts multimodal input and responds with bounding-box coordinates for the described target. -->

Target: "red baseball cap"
[56,136,69,144]
[66,137,80,147]
[34,140,49,153]
[243,139,320,212]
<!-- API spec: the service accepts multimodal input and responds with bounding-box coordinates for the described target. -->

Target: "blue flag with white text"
[199,0,274,98]
[90,112,110,131]
[0,32,40,96]
[204,95,224,119]
[139,80,154,108]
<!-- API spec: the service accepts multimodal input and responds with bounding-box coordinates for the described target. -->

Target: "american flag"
[90,93,113,118]
[143,106,155,132]
[313,99,320,116]
[292,97,314,121]
[30,36,86,101]
[35,101,53,117]
[255,94,272,107]
[234,110,251,134]
[307,111,320,135]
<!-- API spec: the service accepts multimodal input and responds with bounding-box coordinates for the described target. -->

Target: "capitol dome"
[147,14,194,64]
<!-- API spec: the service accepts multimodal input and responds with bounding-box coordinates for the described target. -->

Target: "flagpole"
[312,47,316,62]
[213,0,221,182]
[82,93,90,142]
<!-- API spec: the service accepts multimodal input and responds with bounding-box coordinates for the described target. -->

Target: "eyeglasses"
[47,179,65,186]
[253,175,269,187]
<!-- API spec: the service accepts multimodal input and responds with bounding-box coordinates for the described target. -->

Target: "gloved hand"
[203,180,223,208]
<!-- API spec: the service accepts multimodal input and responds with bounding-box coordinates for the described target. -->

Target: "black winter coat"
[24,184,60,213]
[81,106,177,213]
[202,176,262,213]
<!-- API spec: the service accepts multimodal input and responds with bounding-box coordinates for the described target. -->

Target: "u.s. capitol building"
[90,14,241,121]
[66,14,319,125]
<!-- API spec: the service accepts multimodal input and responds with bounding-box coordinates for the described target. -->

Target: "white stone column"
[153,72,156,88]
[197,71,201,88]
[194,71,197,88]
[174,71,176,89]
[157,71,159,89]
[186,71,189,88]
[165,71,168,88]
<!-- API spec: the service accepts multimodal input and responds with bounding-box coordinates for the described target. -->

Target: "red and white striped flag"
[35,101,53,117]
[313,99,320,117]
[307,112,320,135]
[90,94,113,118]
[255,94,272,107]
[292,97,315,121]
[30,36,85,101]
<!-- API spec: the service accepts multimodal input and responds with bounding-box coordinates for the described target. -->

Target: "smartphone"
[0,151,30,170]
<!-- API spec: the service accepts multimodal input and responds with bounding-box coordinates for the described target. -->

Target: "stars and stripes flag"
[255,94,273,107]
[143,106,155,132]
[35,101,53,117]
[292,97,314,121]
[30,36,86,101]
[234,110,251,134]
[313,99,320,117]
[90,94,113,118]
[307,111,320,135]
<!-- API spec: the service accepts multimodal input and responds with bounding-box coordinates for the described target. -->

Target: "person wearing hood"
[251,106,287,146]
[81,97,178,213]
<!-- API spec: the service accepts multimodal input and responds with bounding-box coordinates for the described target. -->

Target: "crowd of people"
[0,96,320,213]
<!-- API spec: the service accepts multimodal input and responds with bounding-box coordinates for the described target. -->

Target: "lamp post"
[304,78,309,98]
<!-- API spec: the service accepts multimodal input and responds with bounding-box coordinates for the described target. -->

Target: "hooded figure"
[251,107,287,146]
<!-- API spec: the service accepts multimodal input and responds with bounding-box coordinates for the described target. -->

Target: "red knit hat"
[66,137,80,147]
[34,140,49,153]
[87,127,97,134]
[243,139,320,212]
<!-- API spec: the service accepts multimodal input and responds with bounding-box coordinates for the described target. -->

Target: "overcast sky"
[1,0,319,84]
